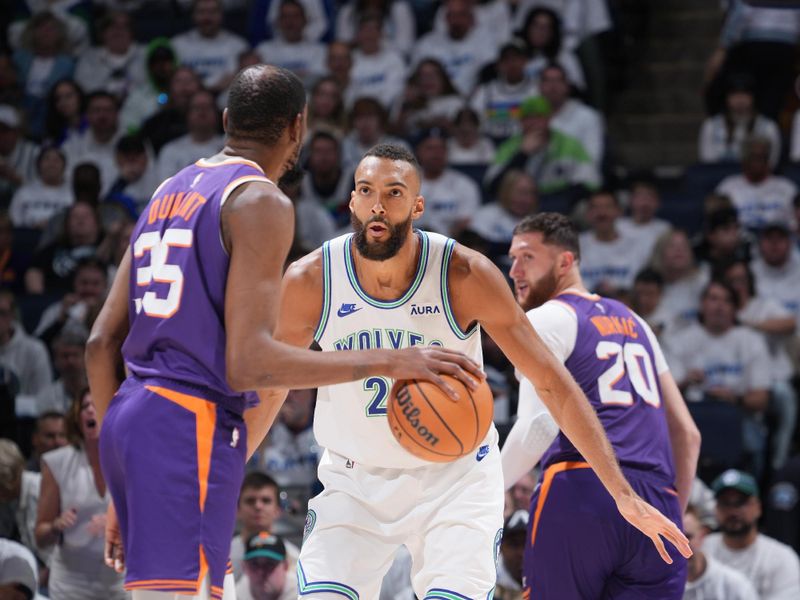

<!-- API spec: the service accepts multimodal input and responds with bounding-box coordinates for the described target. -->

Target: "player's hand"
[104,502,125,573]
[615,493,692,564]
[390,346,484,400]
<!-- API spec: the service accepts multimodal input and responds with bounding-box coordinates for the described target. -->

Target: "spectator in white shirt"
[336,0,416,57]
[324,42,353,107]
[266,0,328,42]
[651,229,709,328]
[518,6,585,90]
[750,222,800,324]
[348,12,407,110]
[630,268,675,340]
[618,176,671,259]
[470,37,539,142]
[341,97,409,172]
[10,146,73,229]
[74,11,146,99]
[62,91,122,195]
[414,128,481,237]
[235,532,296,600]
[171,0,248,93]
[716,136,797,231]
[683,504,758,600]
[447,107,495,166]
[412,0,498,96]
[577,189,649,296]
[699,76,781,167]
[721,258,797,471]
[539,62,604,164]
[255,0,327,89]
[468,169,536,245]
[157,89,224,183]
[704,469,800,599]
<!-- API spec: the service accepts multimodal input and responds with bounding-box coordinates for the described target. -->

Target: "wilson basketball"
[387,375,493,463]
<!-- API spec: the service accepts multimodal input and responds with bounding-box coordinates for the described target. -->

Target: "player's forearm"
[500,411,558,490]
[244,388,289,460]
[537,365,634,500]
[85,338,124,425]
[669,427,700,512]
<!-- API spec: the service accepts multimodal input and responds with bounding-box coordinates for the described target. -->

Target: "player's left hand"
[104,502,125,573]
[615,493,692,564]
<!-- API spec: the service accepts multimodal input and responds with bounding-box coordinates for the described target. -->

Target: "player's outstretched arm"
[86,249,132,425]
[222,182,482,397]
[448,245,692,563]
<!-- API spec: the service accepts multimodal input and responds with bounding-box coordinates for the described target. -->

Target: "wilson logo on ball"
[395,385,440,446]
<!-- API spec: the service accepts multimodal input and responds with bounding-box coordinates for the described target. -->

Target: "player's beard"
[518,264,559,311]
[277,161,304,188]
[351,213,412,261]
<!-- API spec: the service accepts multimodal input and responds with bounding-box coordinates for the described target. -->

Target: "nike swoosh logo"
[337,305,362,317]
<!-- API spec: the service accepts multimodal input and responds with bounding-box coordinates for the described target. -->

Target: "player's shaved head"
[514,212,580,261]
[363,143,421,180]
[226,64,306,146]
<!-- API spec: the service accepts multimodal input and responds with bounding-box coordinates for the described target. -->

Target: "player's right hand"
[615,493,693,564]
[104,502,125,573]
[390,346,484,400]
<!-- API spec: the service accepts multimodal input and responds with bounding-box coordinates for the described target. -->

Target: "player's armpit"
[87,249,132,425]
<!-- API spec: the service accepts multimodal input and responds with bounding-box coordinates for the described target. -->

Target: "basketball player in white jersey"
[272,144,691,598]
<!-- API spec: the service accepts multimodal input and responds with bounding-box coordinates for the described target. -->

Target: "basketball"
[387,375,494,463]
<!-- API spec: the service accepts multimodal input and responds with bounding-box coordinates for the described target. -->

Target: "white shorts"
[297,431,504,600]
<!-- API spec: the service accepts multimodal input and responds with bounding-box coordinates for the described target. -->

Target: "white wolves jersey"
[313,230,486,468]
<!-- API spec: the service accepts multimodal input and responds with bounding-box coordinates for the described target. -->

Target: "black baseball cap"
[244,532,286,562]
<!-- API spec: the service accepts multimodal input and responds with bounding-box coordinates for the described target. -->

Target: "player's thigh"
[524,468,618,599]
[298,457,404,598]
[410,446,505,599]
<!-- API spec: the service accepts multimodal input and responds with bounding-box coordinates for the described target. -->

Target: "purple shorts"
[100,377,246,599]
[523,461,687,600]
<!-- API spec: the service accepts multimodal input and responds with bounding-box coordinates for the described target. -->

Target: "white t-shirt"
[156,134,225,183]
[661,265,710,325]
[617,216,671,264]
[751,254,800,325]
[716,174,797,230]
[336,1,416,56]
[9,180,74,228]
[470,77,541,140]
[467,202,521,244]
[664,323,772,392]
[447,137,496,166]
[551,99,605,163]
[683,554,759,600]
[578,230,651,292]
[739,296,795,381]
[349,49,408,109]
[699,114,781,167]
[412,28,498,96]
[417,169,482,235]
[171,29,248,89]
[254,39,327,88]
[61,129,122,195]
[267,0,328,42]
[433,0,512,48]
[703,533,800,600]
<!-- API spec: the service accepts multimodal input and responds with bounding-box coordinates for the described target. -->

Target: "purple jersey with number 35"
[541,293,677,484]
[121,158,270,412]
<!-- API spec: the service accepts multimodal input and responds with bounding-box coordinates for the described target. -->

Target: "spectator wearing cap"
[9,146,73,229]
[485,95,599,197]
[703,469,800,598]
[495,510,527,599]
[255,0,327,90]
[0,538,43,600]
[170,0,248,94]
[539,63,604,165]
[411,0,499,96]
[750,221,800,326]
[716,136,796,231]
[683,504,756,600]
[0,104,39,205]
[414,128,481,238]
[469,38,539,143]
[700,76,781,167]
[236,532,296,600]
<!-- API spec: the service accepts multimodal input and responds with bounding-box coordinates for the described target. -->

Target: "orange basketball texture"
[387,375,494,463]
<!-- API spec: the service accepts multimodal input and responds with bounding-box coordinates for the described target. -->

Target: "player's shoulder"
[283,247,325,293]
[445,240,499,286]
[527,298,578,326]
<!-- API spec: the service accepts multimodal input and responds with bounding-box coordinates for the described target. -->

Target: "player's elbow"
[85,328,121,364]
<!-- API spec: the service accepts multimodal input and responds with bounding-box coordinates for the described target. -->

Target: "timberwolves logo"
[303,510,317,543]
[494,528,503,568]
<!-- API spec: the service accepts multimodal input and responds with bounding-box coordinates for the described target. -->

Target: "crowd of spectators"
[1,0,800,598]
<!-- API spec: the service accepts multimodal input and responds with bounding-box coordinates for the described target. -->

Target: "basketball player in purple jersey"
[85,66,484,600]
[505,213,702,599]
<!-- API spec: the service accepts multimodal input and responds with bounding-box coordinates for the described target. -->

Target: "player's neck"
[218,144,286,182]
[351,233,421,301]
[555,270,588,298]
